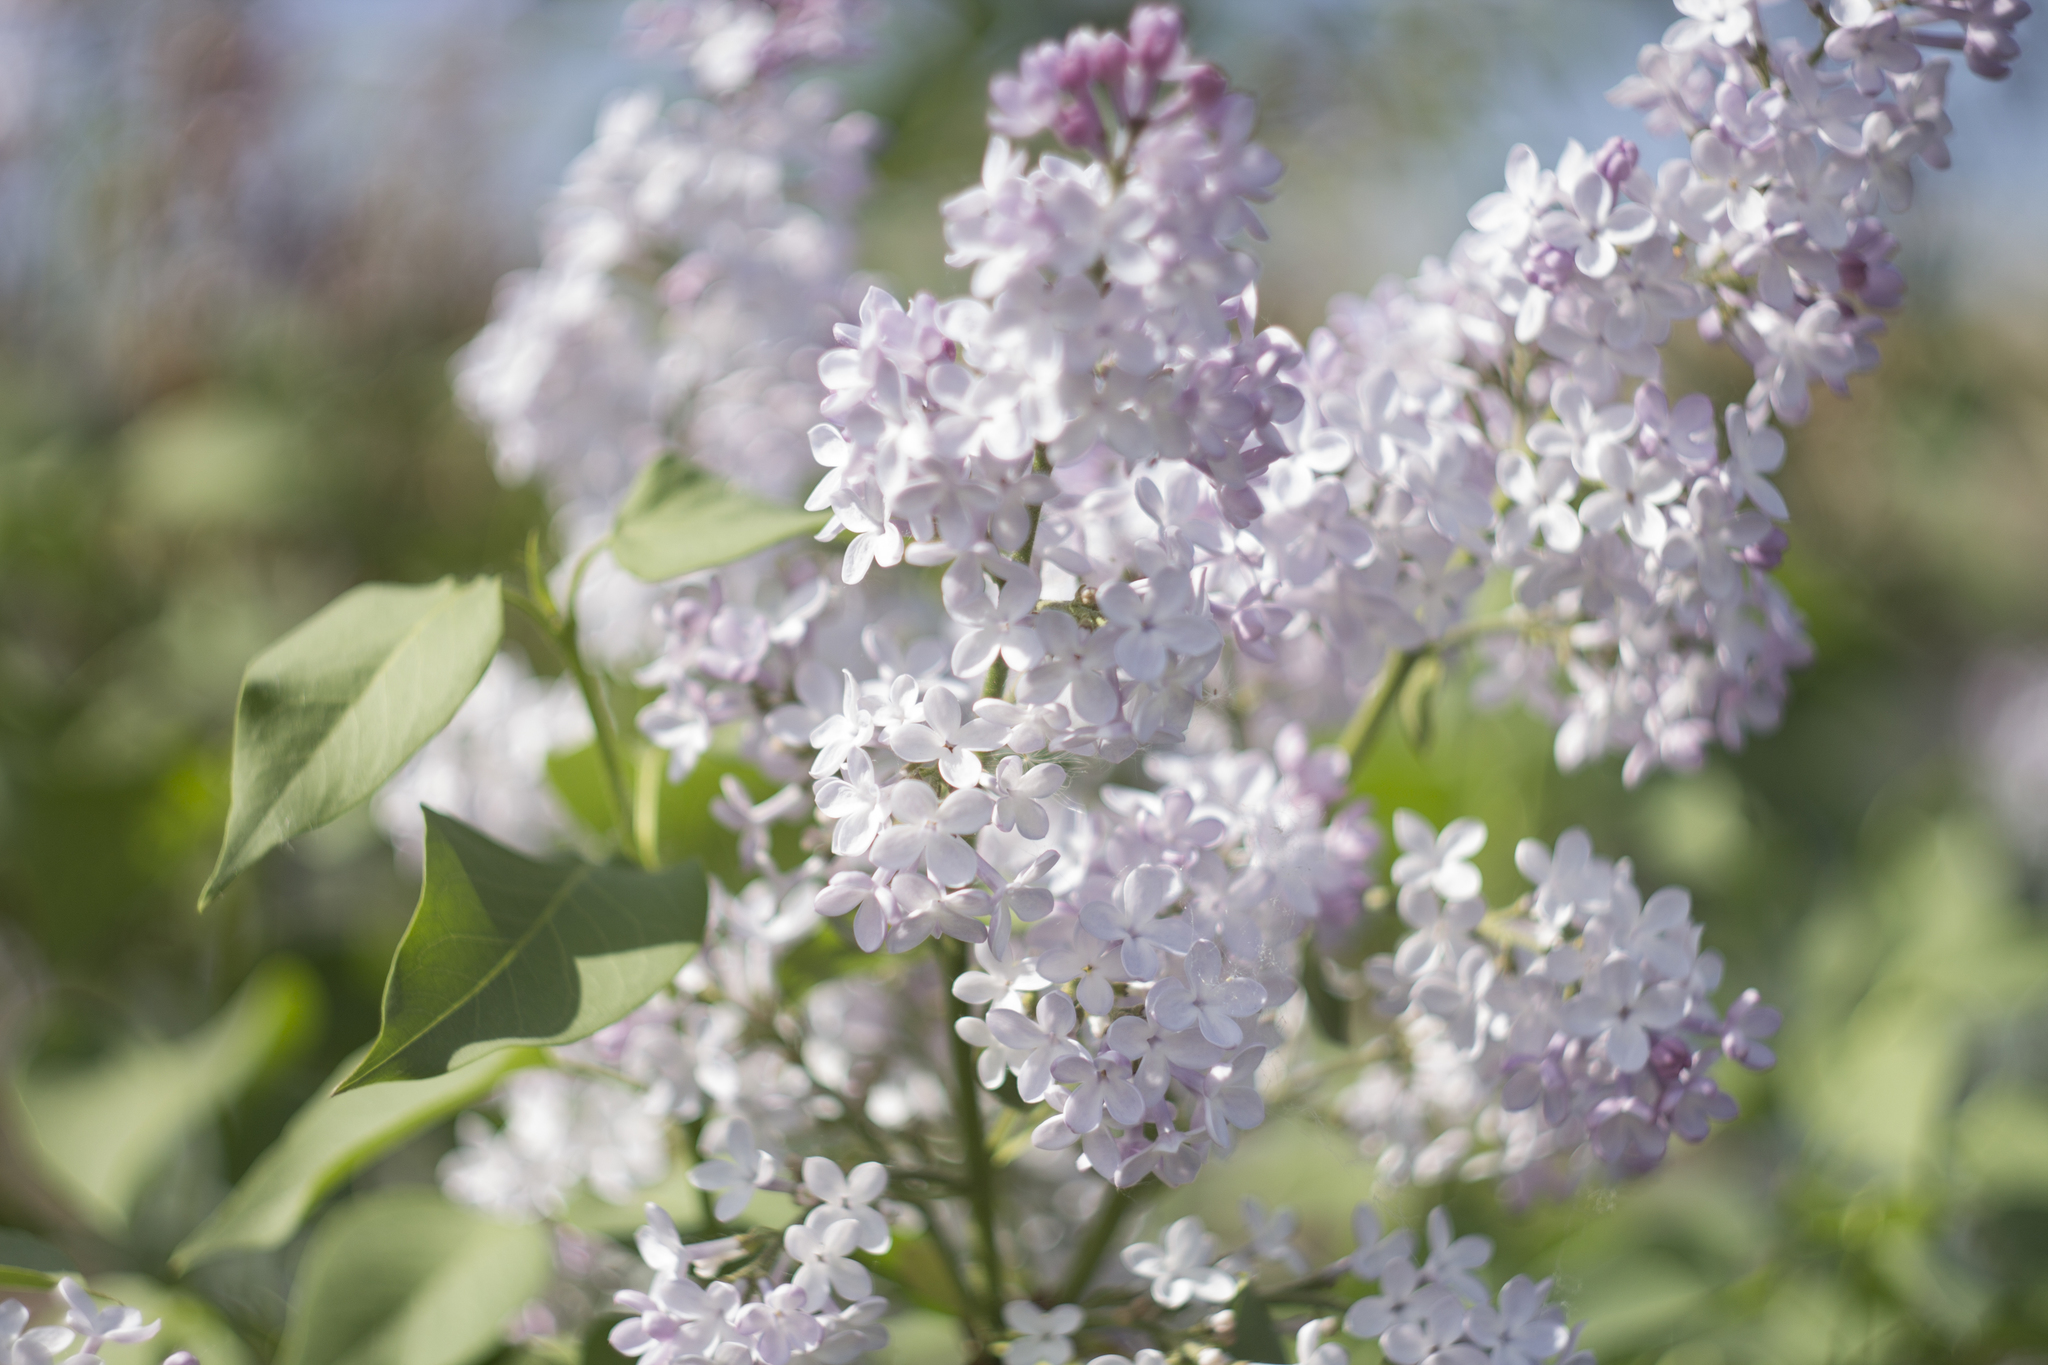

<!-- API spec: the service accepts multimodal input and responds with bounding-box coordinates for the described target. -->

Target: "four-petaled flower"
[1120,1216,1238,1308]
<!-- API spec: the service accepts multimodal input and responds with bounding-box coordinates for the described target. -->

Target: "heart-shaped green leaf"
[608,456,827,582]
[275,1188,551,1365]
[171,1045,539,1272]
[200,577,504,907]
[338,810,708,1091]
[13,958,320,1232]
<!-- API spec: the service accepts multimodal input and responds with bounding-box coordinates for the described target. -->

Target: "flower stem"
[1340,647,1422,773]
[1058,1182,1150,1305]
[634,746,665,870]
[504,578,645,867]
[942,940,1005,1322]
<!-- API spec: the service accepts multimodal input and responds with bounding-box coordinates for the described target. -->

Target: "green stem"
[563,639,641,864]
[942,940,1004,1320]
[1059,1182,1149,1304]
[686,1116,717,1230]
[503,582,643,866]
[1340,647,1422,773]
[634,746,665,870]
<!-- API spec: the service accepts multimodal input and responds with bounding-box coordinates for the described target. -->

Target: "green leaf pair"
[174,810,708,1268]
[198,458,823,908]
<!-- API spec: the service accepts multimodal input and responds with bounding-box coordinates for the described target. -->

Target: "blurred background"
[1,0,2045,1361]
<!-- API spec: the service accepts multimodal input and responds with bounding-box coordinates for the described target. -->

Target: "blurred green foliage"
[0,1,2044,1363]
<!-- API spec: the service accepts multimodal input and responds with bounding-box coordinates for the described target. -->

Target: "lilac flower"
[1051,1050,1147,1135]
[610,1274,729,1363]
[1342,1260,1462,1365]
[888,687,1007,789]
[1562,956,1687,1073]
[1079,864,1195,977]
[688,1118,778,1222]
[1120,1216,1237,1308]
[786,1217,872,1307]
[1418,1207,1494,1305]
[733,1284,824,1363]
[1723,404,1789,518]
[1148,940,1267,1048]
[868,781,996,887]
[984,990,1083,1102]
[1037,926,1129,1017]
[1096,572,1221,682]
[57,1280,159,1355]
[801,1156,892,1252]
[1722,987,1783,1068]
[1540,140,1661,277]
[1389,811,1488,904]
[1463,1277,1573,1365]
[0,1300,74,1365]
[1347,1205,1418,1280]
[1003,1302,1085,1365]
[1103,1013,1225,1103]
[987,755,1067,837]
[814,748,891,857]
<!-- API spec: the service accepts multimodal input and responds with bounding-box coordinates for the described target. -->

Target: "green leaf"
[0,1230,72,1279]
[608,456,828,582]
[1229,1287,1287,1365]
[14,958,321,1232]
[581,1317,631,1365]
[171,1046,540,1272]
[860,1234,968,1318]
[339,810,708,1091]
[0,1266,60,1292]
[275,1188,552,1365]
[200,576,504,906]
[1300,938,1350,1045]
[92,1274,257,1365]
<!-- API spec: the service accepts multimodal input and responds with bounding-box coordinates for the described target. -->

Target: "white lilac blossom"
[456,0,874,519]
[1251,0,2031,785]
[438,1069,673,1220]
[448,0,879,675]
[406,2,2024,1362]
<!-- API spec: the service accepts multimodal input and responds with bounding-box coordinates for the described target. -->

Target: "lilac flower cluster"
[1065,1204,1587,1365]
[608,1172,892,1365]
[941,734,1376,1188]
[800,5,1294,759]
[1347,819,1779,1186]
[455,0,877,534]
[378,0,2028,1360]
[1281,0,2027,781]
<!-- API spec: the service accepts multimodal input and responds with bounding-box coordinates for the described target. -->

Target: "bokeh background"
[2,1,2046,1362]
